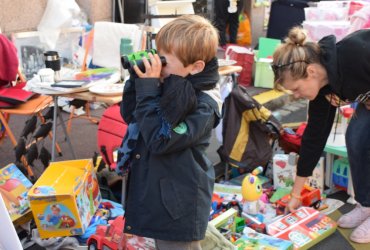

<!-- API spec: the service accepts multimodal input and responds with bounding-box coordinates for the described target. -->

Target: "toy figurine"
[275,185,322,215]
[241,166,265,215]
[87,216,130,250]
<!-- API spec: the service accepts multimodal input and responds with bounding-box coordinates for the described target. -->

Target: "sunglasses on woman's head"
[271,60,308,75]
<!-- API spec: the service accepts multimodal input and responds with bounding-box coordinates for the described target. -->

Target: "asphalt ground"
[0,89,307,178]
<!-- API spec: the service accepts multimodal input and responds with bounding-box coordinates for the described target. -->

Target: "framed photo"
[12,27,84,79]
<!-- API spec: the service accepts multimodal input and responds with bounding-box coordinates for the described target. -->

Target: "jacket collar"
[186,57,220,91]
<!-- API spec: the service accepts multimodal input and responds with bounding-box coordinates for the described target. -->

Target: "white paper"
[93,22,142,69]
[0,194,23,250]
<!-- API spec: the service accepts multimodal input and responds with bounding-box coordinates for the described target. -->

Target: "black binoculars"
[121,49,167,72]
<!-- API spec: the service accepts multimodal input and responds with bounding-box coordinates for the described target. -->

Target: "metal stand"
[51,96,77,161]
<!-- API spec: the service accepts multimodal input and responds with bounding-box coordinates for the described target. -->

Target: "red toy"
[87,216,132,250]
[276,186,322,215]
[97,104,128,170]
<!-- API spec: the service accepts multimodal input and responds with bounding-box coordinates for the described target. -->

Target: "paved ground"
[0,90,308,177]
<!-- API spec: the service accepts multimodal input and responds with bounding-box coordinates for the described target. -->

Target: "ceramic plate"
[89,83,124,96]
[218,59,237,67]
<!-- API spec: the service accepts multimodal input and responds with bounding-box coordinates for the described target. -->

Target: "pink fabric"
[348,5,370,33]
[0,34,19,86]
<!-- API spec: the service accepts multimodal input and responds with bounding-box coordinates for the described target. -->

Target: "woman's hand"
[133,53,162,78]
[285,195,302,214]
[285,175,307,214]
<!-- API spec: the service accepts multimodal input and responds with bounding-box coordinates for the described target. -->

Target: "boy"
[118,15,221,249]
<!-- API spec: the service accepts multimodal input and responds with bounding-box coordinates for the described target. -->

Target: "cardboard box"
[274,154,325,193]
[254,58,275,89]
[28,159,101,238]
[273,154,296,189]
[0,163,33,222]
[234,228,293,250]
[209,208,238,233]
[267,207,337,250]
[293,157,325,193]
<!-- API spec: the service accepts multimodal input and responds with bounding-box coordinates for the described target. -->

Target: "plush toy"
[241,166,265,215]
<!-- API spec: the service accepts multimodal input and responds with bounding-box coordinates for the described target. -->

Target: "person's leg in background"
[213,0,229,47]
[228,0,244,44]
[342,103,370,243]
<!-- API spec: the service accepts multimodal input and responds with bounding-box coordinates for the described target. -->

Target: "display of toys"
[276,186,322,215]
[267,207,337,250]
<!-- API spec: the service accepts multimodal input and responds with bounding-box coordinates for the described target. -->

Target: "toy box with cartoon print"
[274,153,325,193]
[28,159,101,239]
[0,163,33,222]
[267,207,337,250]
[273,153,296,189]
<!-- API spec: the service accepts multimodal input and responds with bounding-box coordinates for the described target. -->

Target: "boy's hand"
[133,53,162,78]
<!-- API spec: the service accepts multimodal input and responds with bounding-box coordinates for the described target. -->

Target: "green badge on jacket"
[173,122,187,134]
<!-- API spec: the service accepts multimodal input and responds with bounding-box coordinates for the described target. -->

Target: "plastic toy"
[121,49,167,72]
[209,193,242,220]
[244,216,266,234]
[332,158,350,189]
[87,215,132,250]
[276,186,322,215]
[241,166,265,215]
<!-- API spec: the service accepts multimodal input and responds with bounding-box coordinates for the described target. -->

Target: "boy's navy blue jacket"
[120,66,221,241]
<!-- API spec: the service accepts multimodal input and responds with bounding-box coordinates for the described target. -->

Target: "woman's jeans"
[346,103,370,206]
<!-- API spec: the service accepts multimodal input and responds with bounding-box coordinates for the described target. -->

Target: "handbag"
[225,45,254,87]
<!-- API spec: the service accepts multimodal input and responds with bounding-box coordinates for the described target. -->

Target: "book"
[0,83,37,105]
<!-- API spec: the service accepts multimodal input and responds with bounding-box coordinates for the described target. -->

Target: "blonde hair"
[272,26,321,88]
[155,15,218,66]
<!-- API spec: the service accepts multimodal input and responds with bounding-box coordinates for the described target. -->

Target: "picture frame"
[12,27,84,79]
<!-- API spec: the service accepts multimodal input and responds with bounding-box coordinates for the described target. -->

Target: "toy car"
[87,215,132,250]
[276,186,322,215]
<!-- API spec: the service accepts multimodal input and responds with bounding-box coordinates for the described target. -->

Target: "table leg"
[51,96,58,161]
[324,153,337,195]
[51,96,77,161]
[57,107,76,159]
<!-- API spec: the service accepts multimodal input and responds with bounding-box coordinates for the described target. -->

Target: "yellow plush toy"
[241,166,265,215]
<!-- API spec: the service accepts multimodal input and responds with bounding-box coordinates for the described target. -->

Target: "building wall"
[0,0,264,47]
[0,0,112,34]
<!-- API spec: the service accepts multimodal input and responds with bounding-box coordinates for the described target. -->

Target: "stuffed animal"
[241,166,265,215]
